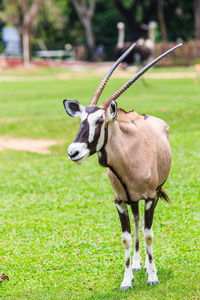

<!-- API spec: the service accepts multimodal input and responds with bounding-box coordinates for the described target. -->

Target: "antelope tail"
[159,188,171,204]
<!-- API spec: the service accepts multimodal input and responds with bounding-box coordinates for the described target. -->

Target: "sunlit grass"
[0,67,199,299]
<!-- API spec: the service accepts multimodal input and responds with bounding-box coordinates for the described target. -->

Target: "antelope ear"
[63,99,85,117]
[107,100,117,121]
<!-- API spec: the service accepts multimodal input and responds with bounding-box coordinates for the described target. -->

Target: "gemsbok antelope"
[63,43,182,291]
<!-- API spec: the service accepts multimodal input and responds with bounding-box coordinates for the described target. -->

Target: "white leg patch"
[143,227,159,285]
[116,202,127,214]
[132,214,141,271]
[146,200,153,210]
[121,231,134,291]
[132,252,141,271]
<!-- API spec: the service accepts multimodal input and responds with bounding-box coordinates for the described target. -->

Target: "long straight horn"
[102,43,182,109]
[89,43,136,106]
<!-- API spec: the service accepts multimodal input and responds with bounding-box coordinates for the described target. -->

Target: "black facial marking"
[72,104,109,158]
[88,124,101,155]
[74,119,89,144]
[73,107,104,156]
[98,126,108,166]
[85,106,100,114]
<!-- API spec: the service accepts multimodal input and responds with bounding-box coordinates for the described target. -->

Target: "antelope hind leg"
[131,202,142,271]
[143,198,159,285]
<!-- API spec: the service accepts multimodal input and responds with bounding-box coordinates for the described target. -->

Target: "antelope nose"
[68,150,79,159]
[68,144,79,160]
[67,142,90,164]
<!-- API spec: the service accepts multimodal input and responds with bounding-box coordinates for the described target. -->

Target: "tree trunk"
[72,0,96,61]
[22,26,31,67]
[82,17,96,61]
[17,0,43,67]
[194,0,200,40]
[112,0,157,41]
[158,0,167,41]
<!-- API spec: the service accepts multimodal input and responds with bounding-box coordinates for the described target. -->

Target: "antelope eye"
[96,118,104,125]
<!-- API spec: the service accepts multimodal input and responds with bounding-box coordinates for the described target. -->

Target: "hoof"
[132,268,141,272]
[120,285,132,291]
[147,281,159,286]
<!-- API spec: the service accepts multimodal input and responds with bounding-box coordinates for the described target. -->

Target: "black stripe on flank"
[109,165,132,204]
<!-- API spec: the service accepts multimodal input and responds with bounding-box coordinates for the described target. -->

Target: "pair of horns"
[89,43,182,109]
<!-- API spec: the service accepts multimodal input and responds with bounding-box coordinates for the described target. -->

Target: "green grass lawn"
[0,67,199,299]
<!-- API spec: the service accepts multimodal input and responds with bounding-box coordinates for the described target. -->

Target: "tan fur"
[106,109,171,203]
[117,108,141,123]
[122,238,131,249]
[145,235,153,246]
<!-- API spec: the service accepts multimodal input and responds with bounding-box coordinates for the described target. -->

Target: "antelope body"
[63,44,181,290]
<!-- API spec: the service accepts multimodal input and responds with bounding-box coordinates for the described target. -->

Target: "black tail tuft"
[159,188,171,204]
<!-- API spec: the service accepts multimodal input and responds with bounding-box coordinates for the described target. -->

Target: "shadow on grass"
[86,267,174,300]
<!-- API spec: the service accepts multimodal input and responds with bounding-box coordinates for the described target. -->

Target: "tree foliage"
[36,0,67,44]
[0,0,197,62]
[112,0,157,40]
[72,0,96,61]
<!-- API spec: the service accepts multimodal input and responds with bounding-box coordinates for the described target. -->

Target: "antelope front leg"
[143,199,159,285]
[115,200,134,291]
[131,202,142,271]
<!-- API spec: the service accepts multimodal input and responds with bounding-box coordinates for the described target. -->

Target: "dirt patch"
[1,71,196,82]
[0,137,58,154]
[145,72,196,79]
[0,118,21,124]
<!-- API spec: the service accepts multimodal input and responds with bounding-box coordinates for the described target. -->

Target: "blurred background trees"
[0,0,198,64]
[72,0,96,61]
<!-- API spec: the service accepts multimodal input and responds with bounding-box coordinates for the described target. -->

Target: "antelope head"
[63,43,182,164]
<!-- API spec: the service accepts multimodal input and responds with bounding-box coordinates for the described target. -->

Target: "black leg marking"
[144,198,156,230]
[143,198,159,285]
[115,200,131,233]
[147,249,153,264]
[126,257,130,268]
[135,240,139,252]
[131,202,141,271]
[131,203,140,252]
[115,200,134,290]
